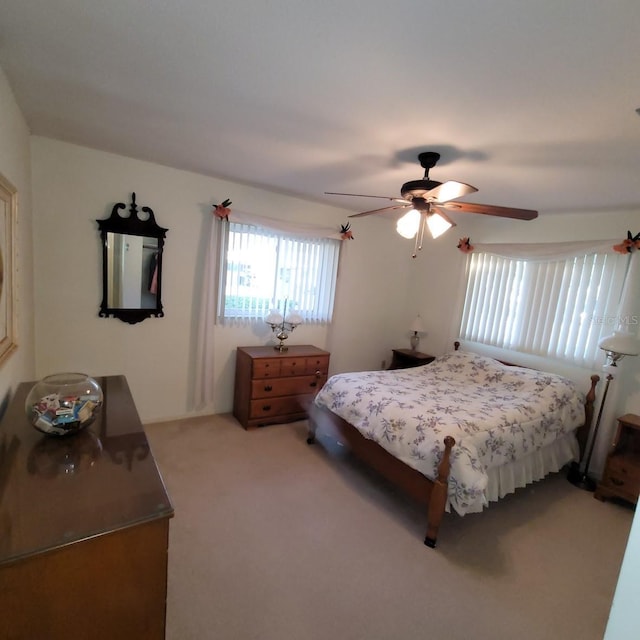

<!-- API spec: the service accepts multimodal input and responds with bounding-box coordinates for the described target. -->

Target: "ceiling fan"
[326,151,538,257]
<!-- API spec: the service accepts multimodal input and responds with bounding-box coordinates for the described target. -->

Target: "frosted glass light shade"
[265,311,284,325]
[285,312,303,325]
[410,315,424,333]
[426,212,453,239]
[396,209,420,239]
[599,331,640,357]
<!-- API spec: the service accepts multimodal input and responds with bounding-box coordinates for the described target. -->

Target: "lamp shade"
[426,212,453,239]
[396,209,420,239]
[285,311,303,325]
[265,310,284,325]
[599,331,640,357]
[410,315,424,334]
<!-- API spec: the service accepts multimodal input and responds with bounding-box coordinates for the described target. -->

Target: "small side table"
[389,348,435,370]
[595,413,640,505]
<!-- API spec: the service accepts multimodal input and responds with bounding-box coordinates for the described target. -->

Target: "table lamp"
[409,315,425,351]
[265,299,302,352]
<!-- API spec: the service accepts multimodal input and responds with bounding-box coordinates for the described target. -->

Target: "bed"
[307,346,598,548]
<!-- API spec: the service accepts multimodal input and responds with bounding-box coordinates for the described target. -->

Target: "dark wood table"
[0,375,174,639]
[389,348,435,370]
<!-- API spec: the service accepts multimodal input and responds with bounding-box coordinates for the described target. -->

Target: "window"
[218,221,340,323]
[459,249,629,368]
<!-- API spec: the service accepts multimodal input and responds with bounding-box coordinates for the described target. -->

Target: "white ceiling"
[1,0,640,218]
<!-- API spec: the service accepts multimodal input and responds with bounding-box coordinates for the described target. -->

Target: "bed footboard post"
[424,436,455,549]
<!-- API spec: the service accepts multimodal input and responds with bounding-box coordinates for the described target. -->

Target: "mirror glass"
[106,233,159,309]
[98,194,168,324]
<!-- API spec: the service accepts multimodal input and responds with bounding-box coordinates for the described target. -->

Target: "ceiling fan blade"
[325,192,410,204]
[427,181,478,204]
[439,201,538,220]
[348,204,410,218]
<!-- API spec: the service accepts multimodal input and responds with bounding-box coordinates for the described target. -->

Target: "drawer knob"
[262,405,271,411]
[611,477,625,487]
[310,381,317,388]
[264,385,272,392]
[315,369,322,377]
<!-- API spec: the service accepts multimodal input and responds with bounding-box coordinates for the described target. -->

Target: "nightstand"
[388,348,435,370]
[595,413,640,505]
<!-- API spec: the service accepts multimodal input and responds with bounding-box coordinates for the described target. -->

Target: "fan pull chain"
[413,213,427,258]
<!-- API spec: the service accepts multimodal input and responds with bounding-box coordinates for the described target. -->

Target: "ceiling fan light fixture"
[426,212,453,239]
[328,150,537,256]
[396,208,420,239]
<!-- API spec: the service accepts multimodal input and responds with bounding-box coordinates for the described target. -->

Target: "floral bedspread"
[313,350,585,515]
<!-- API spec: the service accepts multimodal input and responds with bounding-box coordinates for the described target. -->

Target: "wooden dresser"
[595,413,640,505]
[233,345,330,429]
[0,375,174,639]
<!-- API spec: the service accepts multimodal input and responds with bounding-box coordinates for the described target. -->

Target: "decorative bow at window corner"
[613,230,640,254]
[212,198,232,221]
[340,222,354,240]
[265,299,303,352]
[457,237,474,253]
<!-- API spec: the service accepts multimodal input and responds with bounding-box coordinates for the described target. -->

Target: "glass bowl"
[25,373,103,437]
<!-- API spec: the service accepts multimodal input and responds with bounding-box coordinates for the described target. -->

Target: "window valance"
[467,239,617,262]
[222,210,343,240]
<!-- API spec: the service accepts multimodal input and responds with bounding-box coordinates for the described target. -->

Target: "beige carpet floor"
[145,414,634,640]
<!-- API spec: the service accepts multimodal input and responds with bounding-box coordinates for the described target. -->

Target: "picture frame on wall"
[0,173,17,366]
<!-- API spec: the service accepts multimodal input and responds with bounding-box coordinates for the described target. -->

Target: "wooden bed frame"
[306,344,599,549]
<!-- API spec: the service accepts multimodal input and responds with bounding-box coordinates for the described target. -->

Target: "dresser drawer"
[256,355,330,379]
[252,359,282,378]
[249,394,315,419]
[606,455,640,484]
[278,357,307,377]
[251,375,327,399]
[596,475,640,502]
[305,355,330,376]
[600,469,640,501]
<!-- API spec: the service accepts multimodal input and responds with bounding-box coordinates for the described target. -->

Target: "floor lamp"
[568,331,639,491]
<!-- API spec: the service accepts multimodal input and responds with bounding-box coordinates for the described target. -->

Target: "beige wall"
[0,66,35,408]
[30,136,640,455]
[30,137,411,422]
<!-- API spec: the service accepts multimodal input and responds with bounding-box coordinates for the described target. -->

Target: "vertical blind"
[459,250,629,368]
[218,222,340,324]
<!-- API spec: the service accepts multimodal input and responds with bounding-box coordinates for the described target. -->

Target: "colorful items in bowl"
[25,373,103,436]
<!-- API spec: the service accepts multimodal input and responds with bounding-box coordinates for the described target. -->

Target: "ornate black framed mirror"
[97,193,168,324]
